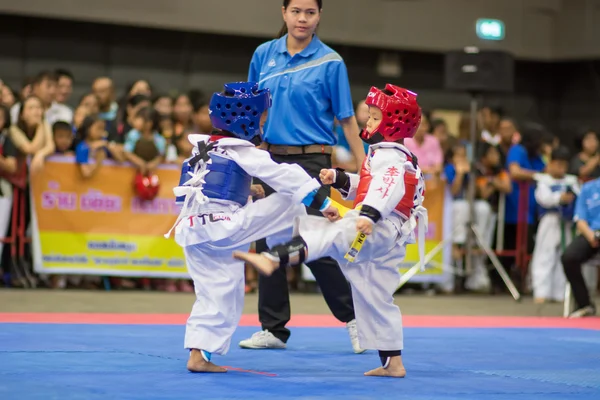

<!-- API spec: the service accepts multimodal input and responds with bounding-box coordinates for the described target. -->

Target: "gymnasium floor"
[1,291,599,400]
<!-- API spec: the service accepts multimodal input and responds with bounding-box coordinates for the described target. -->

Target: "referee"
[238,0,366,353]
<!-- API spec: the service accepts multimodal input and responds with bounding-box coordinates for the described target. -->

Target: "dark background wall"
[2,14,600,146]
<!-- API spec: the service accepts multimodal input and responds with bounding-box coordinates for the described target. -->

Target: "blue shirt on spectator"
[444,163,469,200]
[248,34,354,146]
[574,177,600,230]
[124,130,167,155]
[75,141,93,164]
[505,144,546,224]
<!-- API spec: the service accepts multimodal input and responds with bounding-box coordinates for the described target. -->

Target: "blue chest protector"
[538,183,576,221]
[176,154,252,206]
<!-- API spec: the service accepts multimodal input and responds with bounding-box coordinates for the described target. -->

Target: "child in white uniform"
[166,82,341,373]
[531,146,579,302]
[235,84,427,378]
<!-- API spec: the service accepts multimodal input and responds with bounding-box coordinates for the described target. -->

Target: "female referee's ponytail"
[277,0,323,38]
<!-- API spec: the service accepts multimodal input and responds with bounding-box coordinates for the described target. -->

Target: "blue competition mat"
[0,324,599,400]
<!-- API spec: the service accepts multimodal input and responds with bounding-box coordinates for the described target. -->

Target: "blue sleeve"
[574,184,589,223]
[444,164,456,184]
[75,143,89,164]
[506,145,527,169]
[154,134,167,156]
[124,130,139,153]
[327,58,355,121]
[248,49,261,83]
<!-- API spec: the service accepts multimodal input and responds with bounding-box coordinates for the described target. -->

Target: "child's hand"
[322,204,341,222]
[30,153,45,175]
[356,217,373,235]
[250,184,265,199]
[319,168,335,185]
[560,192,575,204]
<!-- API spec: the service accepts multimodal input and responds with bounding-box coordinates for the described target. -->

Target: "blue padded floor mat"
[0,324,599,400]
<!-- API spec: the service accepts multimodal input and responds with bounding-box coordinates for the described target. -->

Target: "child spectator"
[153,94,173,118]
[123,107,166,174]
[531,147,579,303]
[192,98,213,134]
[52,121,74,155]
[75,115,108,179]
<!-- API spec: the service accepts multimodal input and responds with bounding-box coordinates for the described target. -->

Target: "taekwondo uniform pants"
[294,210,407,351]
[176,194,306,355]
[530,213,570,301]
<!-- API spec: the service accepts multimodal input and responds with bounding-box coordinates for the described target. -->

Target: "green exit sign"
[476,19,505,41]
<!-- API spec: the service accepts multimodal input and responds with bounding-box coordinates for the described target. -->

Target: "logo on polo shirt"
[268,59,276,67]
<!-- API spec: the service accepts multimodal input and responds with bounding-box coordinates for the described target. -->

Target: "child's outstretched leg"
[233,237,309,276]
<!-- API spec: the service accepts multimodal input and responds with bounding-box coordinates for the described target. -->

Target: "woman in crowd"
[570,128,600,182]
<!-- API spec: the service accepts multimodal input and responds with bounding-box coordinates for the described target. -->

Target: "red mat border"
[0,313,599,329]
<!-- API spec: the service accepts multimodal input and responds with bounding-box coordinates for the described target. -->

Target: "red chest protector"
[353,149,420,219]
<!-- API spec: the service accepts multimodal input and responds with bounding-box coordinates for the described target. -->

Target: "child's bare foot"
[187,349,227,373]
[364,356,406,378]
[233,251,279,276]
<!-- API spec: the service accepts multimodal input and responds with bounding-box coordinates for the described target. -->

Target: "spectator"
[479,105,503,145]
[173,93,194,137]
[569,129,600,182]
[78,93,100,115]
[153,94,173,118]
[92,77,118,124]
[127,80,152,98]
[19,76,34,101]
[497,117,519,166]
[123,107,165,175]
[431,118,455,155]
[73,105,89,132]
[191,98,212,134]
[110,94,151,144]
[501,122,548,288]
[405,113,444,177]
[9,95,55,174]
[561,176,600,318]
[75,115,108,178]
[0,104,19,283]
[54,69,74,106]
[11,71,73,125]
[2,85,17,108]
[52,121,74,156]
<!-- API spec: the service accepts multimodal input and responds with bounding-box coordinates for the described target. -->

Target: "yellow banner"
[31,156,188,278]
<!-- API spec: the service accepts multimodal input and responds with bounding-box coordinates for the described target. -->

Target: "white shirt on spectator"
[10,102,74,125]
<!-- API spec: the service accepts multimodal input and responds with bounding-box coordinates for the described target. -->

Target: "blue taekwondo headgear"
[209,82,272,141]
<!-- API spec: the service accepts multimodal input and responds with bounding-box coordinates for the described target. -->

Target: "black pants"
[253,152,355,343]
[562,235,599,309]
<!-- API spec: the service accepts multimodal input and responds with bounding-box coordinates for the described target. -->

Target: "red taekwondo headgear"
[360,84,422,144]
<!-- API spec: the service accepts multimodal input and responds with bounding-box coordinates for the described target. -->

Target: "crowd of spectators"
[0,70,598,300]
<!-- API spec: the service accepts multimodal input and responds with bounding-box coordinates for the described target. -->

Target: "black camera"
[595,231,600,241]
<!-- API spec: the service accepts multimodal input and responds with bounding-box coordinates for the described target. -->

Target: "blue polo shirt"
[574,178,600,230]
[248,34,354,146]
[505,144,546,224]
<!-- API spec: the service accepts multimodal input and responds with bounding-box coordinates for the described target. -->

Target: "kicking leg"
[233,237,308,276]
